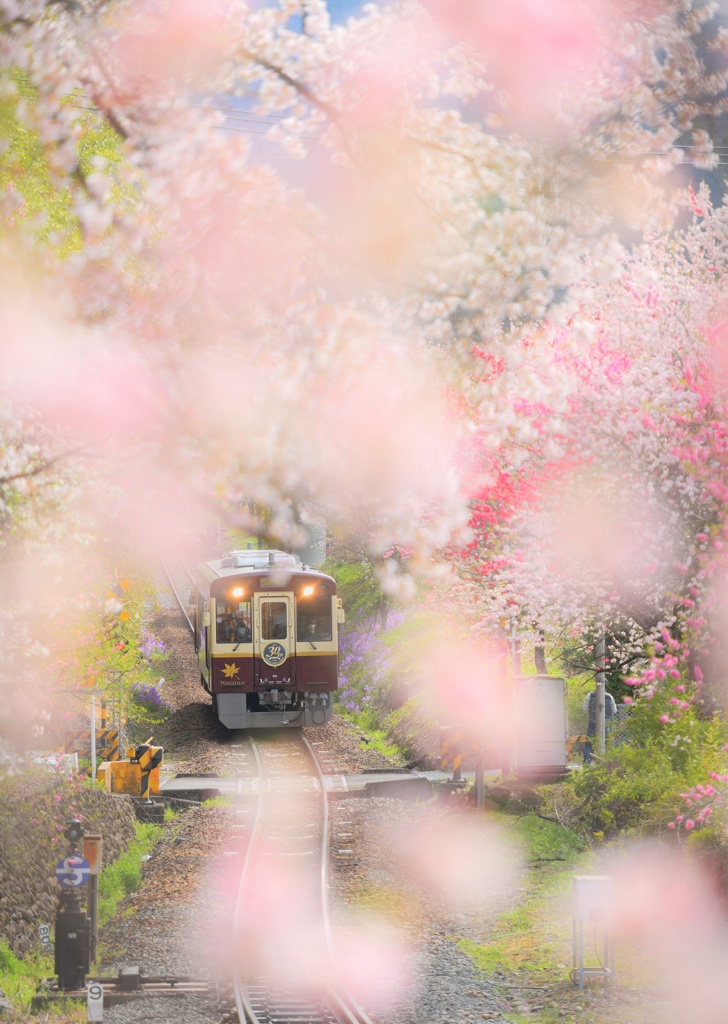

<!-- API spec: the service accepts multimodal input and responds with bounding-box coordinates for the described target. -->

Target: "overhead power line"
[64,100,728,166]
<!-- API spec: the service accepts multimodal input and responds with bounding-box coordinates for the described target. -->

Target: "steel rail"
[302,737,377,1024]
[232,736,266,1024]
[230,735,376,1024]
[160,558,195,635]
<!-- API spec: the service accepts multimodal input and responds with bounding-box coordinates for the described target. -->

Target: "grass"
[358,725,402,761]
[457,811,668,1024]
[506,811,588,863]
[347,884,423,929]
[97,821,164,925]
[0,942,56,1013]
[335,706,404,761]
[0,943,86,1019]
[459,815,585,1008]
[201,794,234,809]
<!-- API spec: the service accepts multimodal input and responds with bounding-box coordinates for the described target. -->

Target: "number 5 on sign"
[87,982,103,1022]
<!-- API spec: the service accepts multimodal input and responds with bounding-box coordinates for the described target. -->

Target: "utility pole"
[595,636,606,756]
[90,693,96,783]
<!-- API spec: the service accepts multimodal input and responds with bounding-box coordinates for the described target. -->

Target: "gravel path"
[97,606,516,1024]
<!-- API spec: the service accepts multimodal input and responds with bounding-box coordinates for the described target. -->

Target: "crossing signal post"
[54,819,91,991]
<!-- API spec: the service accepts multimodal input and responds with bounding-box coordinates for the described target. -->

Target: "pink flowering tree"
[0,0,727,751]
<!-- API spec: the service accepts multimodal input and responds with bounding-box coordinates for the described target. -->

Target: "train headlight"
[232,587,244,598]
[301,585,314,597]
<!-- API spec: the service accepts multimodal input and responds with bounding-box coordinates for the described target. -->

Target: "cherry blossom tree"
[455,184,728,692]
[1,0,727,747]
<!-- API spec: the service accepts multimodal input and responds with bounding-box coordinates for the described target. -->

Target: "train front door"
[253,594,294,687]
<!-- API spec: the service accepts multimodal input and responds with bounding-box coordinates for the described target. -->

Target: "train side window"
[216,597,252,644]
[297,588,333,643]
[261,601,287,640]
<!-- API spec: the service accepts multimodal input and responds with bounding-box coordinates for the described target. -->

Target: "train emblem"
[262,642,286,666]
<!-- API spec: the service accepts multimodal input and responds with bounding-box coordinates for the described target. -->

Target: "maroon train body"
[192,550,343,728]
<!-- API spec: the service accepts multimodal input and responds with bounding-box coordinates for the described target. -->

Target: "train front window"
[261,601,288,640]
[297,587,333,643]
[216,596,252,644]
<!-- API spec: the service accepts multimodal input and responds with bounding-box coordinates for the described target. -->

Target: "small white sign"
[38,923,53,953]
[87,982,103,1022]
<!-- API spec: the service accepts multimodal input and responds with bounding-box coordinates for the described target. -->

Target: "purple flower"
[131,683,170,719]
[140,633,167,659]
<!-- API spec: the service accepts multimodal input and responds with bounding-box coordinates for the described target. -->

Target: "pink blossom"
[684,819,695,831]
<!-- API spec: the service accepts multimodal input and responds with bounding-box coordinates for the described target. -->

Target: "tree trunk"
[534,644,547,674]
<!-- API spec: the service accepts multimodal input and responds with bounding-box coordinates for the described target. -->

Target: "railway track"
[230,734,376,1024]
[161,556,374,1021]
[160,557,196,634]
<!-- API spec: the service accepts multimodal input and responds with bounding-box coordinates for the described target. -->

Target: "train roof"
[195,550,334,585]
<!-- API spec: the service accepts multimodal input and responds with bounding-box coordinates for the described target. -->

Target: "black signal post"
[54,818,91,991]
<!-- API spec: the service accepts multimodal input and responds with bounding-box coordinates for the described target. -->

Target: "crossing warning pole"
[83,833,102,965]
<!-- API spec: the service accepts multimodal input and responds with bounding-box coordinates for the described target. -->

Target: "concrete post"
[90,694,96,783]
[595,636,606,756]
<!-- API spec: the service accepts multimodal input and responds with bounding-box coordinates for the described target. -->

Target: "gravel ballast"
[95,607,519,1023]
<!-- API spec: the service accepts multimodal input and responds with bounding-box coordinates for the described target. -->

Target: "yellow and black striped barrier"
[128,740,164,800]
[64,728,120,762]
[440,726,464,781]
[566,734,588,755]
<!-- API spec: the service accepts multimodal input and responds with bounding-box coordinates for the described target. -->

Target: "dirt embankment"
[0,775,136,957]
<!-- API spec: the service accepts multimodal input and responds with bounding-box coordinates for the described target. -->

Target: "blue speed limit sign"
[55,856,91,888]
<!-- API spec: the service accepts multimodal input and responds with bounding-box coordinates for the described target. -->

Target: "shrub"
[128,684,170,725]
[572,692,728,835]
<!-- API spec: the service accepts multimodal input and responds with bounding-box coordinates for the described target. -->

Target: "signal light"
[64,818,84,843]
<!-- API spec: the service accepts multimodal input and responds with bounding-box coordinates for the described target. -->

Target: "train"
[191,549,344,728]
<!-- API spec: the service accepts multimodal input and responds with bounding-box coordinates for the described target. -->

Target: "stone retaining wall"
[0,768,136,957]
